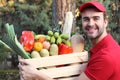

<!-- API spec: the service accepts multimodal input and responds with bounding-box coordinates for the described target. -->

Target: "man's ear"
[104,18,108,28]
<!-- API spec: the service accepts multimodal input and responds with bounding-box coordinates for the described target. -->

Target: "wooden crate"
[20,51,88,80]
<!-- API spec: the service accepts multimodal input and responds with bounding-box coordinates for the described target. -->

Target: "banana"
[35,34,46,40]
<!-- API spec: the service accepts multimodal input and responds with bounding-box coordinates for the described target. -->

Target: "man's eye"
[93,17,100,21]
[83,18,89,21]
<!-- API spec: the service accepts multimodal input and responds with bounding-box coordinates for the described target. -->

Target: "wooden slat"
[57,76,78,80]
[39,63,87,78]
[25,51,88,68]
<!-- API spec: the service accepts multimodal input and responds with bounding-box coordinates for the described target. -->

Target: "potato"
[49,44,58,56]
[31,50,41,58]
[39,49,49,57]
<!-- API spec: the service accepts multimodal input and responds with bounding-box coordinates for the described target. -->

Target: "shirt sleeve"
[84,53,114,80]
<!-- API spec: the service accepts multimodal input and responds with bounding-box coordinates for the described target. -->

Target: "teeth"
[88,27,97,31]
[87,28,96,33]
[89,28,95,30]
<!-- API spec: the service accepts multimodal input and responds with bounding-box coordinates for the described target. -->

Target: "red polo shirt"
[84,34,120,80]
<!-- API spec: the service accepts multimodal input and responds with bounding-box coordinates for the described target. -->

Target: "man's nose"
[87,19,94,26]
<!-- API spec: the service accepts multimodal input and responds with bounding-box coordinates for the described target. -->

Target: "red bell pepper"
[20,31,34,52]
[56,43,73,67]
[58,43,73,55]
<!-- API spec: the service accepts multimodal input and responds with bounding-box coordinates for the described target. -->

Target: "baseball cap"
[79,1,106,12]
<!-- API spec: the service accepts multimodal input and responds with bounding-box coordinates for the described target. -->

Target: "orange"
[38,37,46,43]
[34,42,43,51]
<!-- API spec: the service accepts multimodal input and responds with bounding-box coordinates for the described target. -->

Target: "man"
[18,1,120,80]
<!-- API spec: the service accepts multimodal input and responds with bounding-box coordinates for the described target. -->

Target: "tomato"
[58,43,73,55]
[20,31,34,52]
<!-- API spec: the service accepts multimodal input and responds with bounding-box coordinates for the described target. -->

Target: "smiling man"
[77,1,120,80]
[18,1,120,80]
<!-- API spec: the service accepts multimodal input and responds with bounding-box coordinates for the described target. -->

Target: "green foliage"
[0,0,52,38]
[0,52,9,62]
[0,69,19,80]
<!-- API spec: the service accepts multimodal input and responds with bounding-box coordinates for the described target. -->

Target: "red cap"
[79,1,106,12]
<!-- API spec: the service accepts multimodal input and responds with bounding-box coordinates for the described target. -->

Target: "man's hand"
[18,59,39,80]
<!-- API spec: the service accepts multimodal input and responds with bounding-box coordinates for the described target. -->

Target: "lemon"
[34,42,43,51]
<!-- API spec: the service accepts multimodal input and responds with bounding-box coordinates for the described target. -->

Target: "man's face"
[81,8,108,40]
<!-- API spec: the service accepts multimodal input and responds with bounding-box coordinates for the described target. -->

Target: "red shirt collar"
[90,34,112,55]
